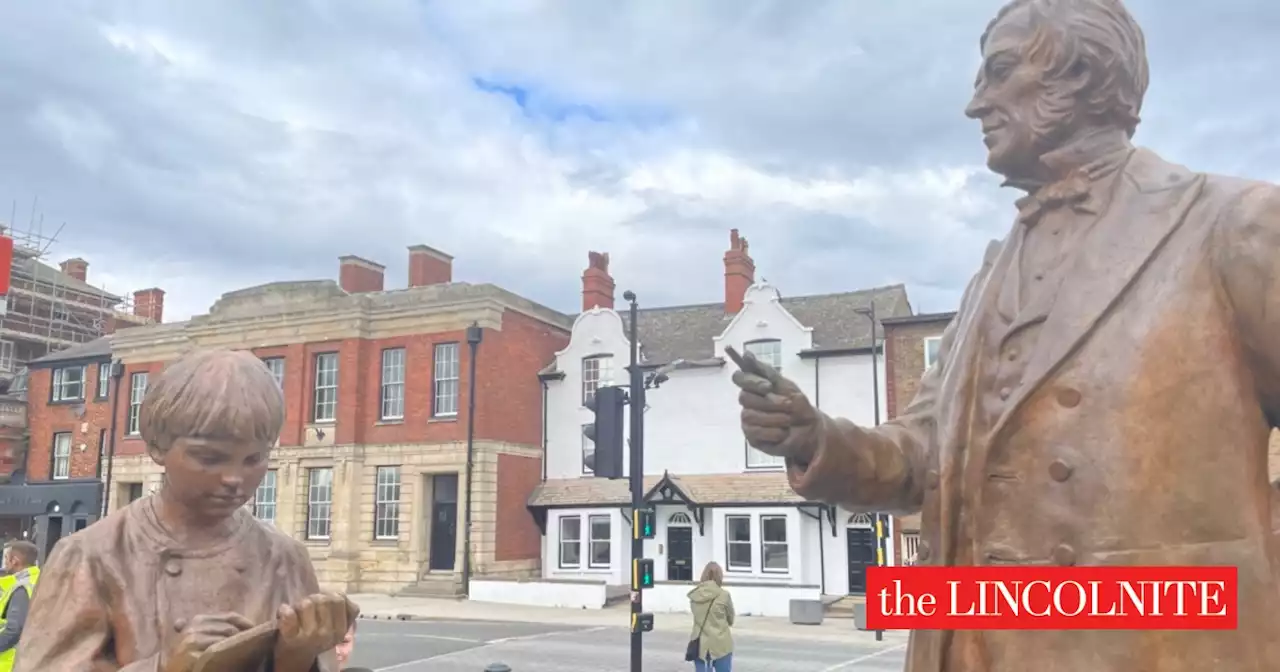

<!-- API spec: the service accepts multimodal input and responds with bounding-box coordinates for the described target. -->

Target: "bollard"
[484,665,512,672]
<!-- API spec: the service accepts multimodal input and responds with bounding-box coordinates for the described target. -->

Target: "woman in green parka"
[687,561,735,671]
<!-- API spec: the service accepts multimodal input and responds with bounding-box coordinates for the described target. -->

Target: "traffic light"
[583,386,626,479]
[632,612,654,633]
[633,507,656,539]
[632,558,655,590]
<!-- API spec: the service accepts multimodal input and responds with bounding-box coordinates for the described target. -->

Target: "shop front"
[0,479,102,561]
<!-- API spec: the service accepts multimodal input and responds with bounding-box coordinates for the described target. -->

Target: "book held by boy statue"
[13,349,358,672]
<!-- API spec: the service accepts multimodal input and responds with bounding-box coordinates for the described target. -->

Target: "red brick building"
[106,244,570,595]
[881,311,955,565]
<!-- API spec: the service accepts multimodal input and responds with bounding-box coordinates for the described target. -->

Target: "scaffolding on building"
[0,199,155,378]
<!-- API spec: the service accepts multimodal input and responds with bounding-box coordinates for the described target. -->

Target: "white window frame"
[374,466,402,540]
[263,357,285,389]
[588,514,611,569]
[581,355,612,406]
[923,336,942,371]
[724,514,752,572]
[51,432,71,480]
[433,343,460,417]
[254,469,277,524]
[744,339,783,371]
[52,365,86,402]
[558,516,582,569]
[759,515,789,573]
[306,467,334,540]
[0,340,13,373]
[380,348,406,421]
[97,361,111,399]
[312,353,338,423]
[127,372,147,435]
[902,531,920,566]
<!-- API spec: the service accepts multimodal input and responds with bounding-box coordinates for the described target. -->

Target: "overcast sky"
[0,1,1275,321]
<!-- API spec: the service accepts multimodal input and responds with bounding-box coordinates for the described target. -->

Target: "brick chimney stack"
[582,251,615,311]
[133,288,166,323]
[724,229,755,314]
[60,258,88,283]
[408,245,453,287]
[338,255,385,294]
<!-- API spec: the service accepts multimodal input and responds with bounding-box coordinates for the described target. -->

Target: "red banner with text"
[865,566,1237,630]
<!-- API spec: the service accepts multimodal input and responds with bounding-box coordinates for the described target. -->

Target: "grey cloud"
[0,0,1273,321]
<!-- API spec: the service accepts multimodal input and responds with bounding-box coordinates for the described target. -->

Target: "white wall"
[543,508,629,585]
[470,579,607,610]
[645,582,822,619]
[545,283,888,480]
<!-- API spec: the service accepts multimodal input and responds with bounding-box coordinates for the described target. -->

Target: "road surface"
[347,617,907,671]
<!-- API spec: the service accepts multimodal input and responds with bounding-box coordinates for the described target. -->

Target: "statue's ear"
[146,441,165,467]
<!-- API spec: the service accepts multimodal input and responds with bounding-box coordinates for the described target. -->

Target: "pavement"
[345,595,909,671]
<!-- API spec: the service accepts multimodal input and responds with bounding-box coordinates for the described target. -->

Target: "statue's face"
[965,7,1066,180]
[156,436,271,521]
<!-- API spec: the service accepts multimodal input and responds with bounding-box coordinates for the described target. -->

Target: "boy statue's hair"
[139,349,285,456]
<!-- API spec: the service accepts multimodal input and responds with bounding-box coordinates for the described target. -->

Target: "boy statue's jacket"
[13,497,338,672]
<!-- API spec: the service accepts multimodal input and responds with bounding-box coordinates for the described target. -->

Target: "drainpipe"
[99,359,125,519]
[461,323,483,598]
[540,379,548,482]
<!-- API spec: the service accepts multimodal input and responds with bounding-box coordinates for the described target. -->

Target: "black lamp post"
[461,321,483,596]
[99,359,126,520]
[853,304,881,427]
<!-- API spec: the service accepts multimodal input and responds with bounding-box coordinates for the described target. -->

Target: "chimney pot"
[60,257,88,283]
[582,251,615,311]
[132,288,166,323]
[408,245,454,287]
[723,228,755,314]
[338,255,386,294]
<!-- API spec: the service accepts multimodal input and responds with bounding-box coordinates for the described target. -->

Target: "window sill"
[304,539,331,546]
[308,422,337,427]
[744,464,786,471]
[428,416,458,423]
[375,419,404,426]
[49,398,88,406]
[370,539,400,546]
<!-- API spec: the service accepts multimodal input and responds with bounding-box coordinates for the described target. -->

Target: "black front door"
[847,527,876,595]
[667,526,693,581]
[429,474,459,571]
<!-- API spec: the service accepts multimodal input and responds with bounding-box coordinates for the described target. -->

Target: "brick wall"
[884,317,952,419]
[27,361,116,481]
[494,453,543,561]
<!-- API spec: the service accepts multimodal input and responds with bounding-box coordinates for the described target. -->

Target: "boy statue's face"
[158,436,271,519]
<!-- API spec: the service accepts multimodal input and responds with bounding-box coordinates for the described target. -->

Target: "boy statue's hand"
[161,613,254,672]
[274,592,360,672]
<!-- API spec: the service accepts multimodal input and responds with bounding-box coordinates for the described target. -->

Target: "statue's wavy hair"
[140,348,285,456]
[980,0,1149,139]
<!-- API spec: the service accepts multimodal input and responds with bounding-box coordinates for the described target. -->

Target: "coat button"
[999,387,1012,400]
[925,470,940,489]
[164,558,183,577]
[1052,543,1077,566]
[1056,388,1082,408]
[917,541,931,562]
[1048,459,1073,482]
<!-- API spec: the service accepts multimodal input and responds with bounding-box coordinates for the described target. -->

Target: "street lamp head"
[466,322,483,345]
[854,306,872,317]
[623,290,636,302]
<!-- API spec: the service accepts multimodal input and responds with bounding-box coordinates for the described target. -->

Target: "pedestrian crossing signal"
[633,558,655,590]
[634,508,656,539]
[633,612,654,633]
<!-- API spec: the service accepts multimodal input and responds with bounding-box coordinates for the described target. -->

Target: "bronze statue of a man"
[734,0,1280,669]
[15,349,357,672]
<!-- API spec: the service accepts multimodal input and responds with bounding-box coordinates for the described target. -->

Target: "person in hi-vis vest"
[0,542,39,672]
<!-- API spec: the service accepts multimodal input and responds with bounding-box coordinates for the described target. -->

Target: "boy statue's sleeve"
[14,536,160,672]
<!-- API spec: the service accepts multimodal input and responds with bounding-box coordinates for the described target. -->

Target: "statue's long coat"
[789,149,1280,671]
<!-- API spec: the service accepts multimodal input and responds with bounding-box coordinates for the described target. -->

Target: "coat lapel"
[986,150,1207,442]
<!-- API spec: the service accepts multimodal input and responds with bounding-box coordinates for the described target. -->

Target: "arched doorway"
[846,513,876,595]
[666,512,694,582]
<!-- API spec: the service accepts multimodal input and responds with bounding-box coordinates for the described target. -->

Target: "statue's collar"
[1002,128,1134,193]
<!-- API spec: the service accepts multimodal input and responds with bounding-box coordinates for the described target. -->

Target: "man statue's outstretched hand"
[728,346,819,464]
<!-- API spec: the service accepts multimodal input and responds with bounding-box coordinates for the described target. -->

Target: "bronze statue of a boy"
[15,349,357,672]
